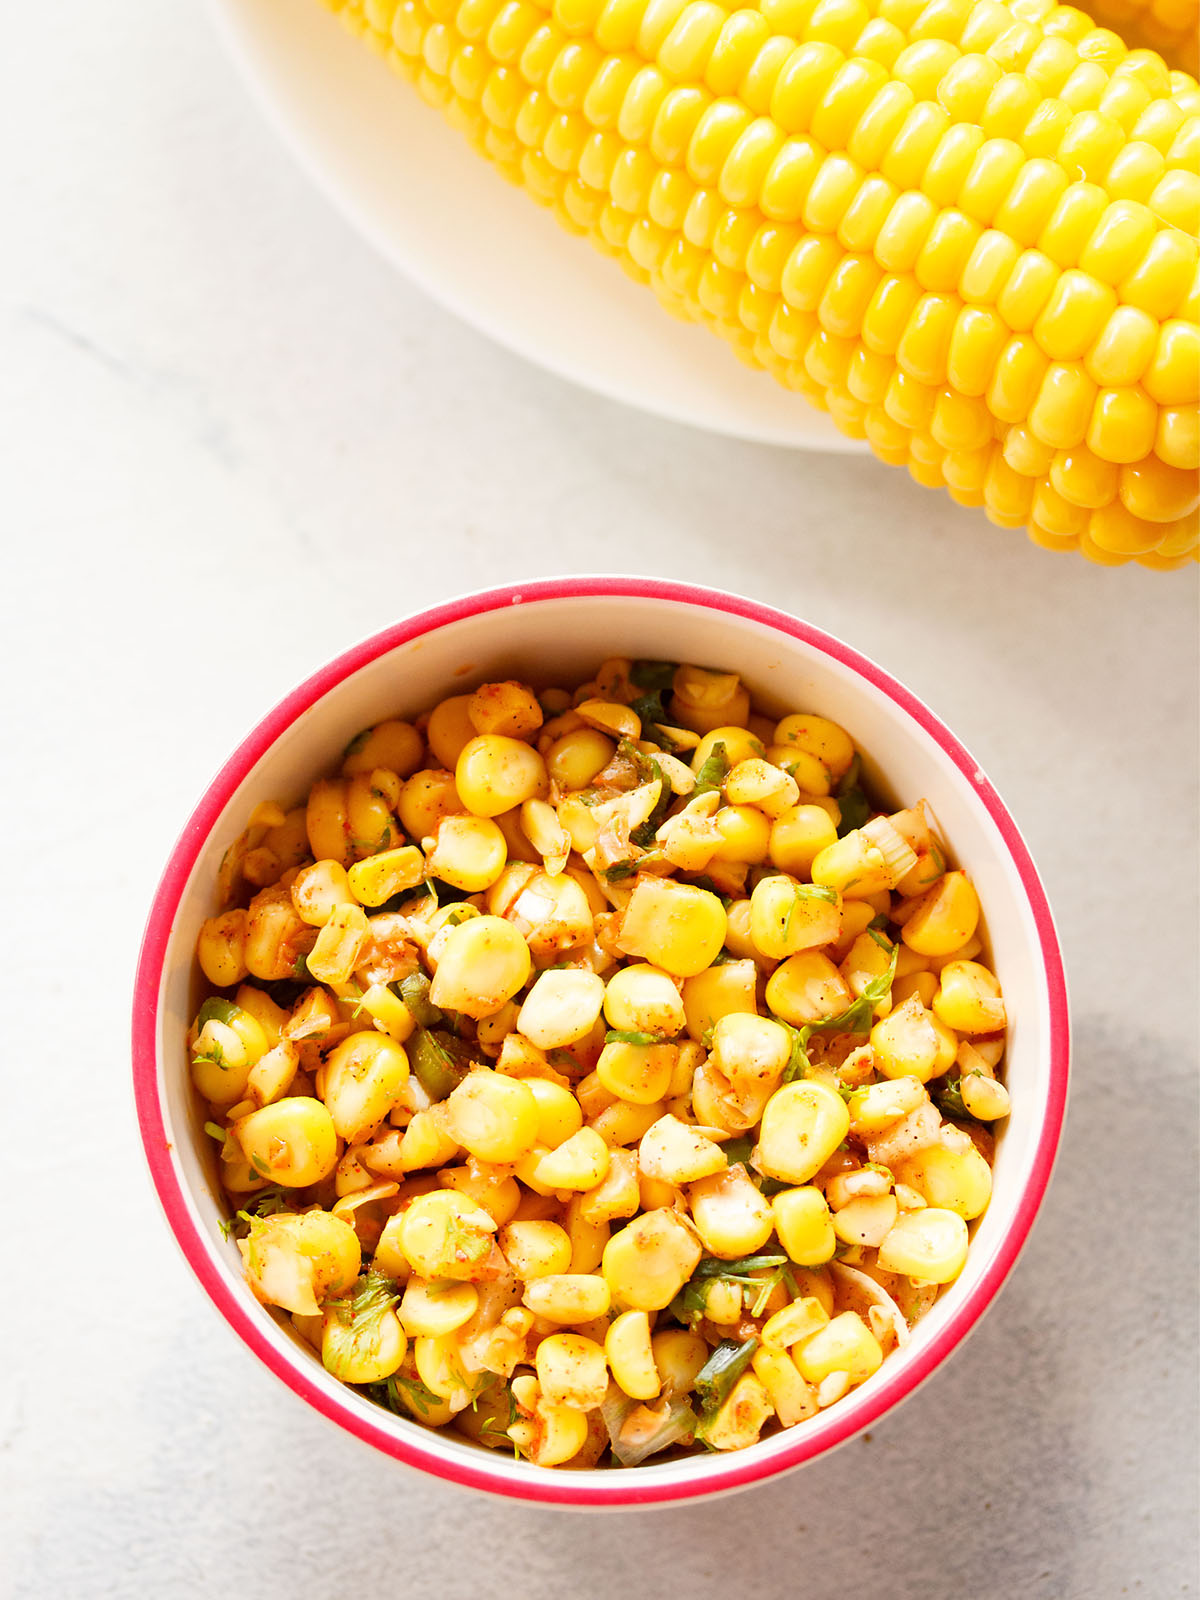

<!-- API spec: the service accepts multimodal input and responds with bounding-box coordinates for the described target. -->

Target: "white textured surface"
[1,4,1197,1597]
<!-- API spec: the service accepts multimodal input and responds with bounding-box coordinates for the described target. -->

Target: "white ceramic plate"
[212,0,866,450]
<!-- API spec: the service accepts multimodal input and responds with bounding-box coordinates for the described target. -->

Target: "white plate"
[213,0,866,450]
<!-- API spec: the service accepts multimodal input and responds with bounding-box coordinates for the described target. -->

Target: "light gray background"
[2,5,1197,1598]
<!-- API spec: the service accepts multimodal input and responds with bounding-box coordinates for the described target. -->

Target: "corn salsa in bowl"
[190,653,1014,1470]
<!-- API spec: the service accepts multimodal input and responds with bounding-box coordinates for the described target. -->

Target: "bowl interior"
[144,585,1062,1504]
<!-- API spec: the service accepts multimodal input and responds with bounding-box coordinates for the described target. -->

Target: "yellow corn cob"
[1073,0,1197,75]
[332,0,1199,568]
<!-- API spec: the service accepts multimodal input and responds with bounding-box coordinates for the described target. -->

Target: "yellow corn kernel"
[532,1126,611,1190]
[697,1371,774,1450]
[681,959,759,1042]
[579,1145,642,1224]
[196,915,249,985]
[352,982,415,1043]
[725,757,801,818]
[517,968,606,1048]
[832,1192,900,1247]
[397,769,463,840]
[606,1308,660,1400]
[455,734,548,817]
[426,694,478,769]
[428,914,532,1017]
[961,1072,1011,1120]
[604,962,687,1036]
[750,874,843,959]
[765,950,853,1024]
[342,719,424,779]
[320,1289,407,1382]
[768,742,834,796]
[522,1273,612,1322]
[602,1207,703,1310]
[650,1327,709,1397]
[291,859,357,926]
[468,680,543,739]
[751,1344,818,1426]
[562,1191,610,1273]
[772,1185,837,1264]
[638,1113,728,1185]
[839,929,896,1015]
[518,1077,582,1150]
[869,994,946,1082]
[794,1310,883,1384]
[234,1097,338,1188]
[322,1033,410,1143]
[670,665,751,735]
[424,815,508,892]
[877,1206,969,1282]
[616,877,727,977]
[688,1163,775,1256]
[900,871,981,956]
[897,1141,993,1220]
[444,1070,540,1163]
[509,1391,590,1467]
[347,847,426,909]
[545,727,616,789]
[398,1108,461,1171]
[240,1210,361,1317]
[771,716,853,785]
[306,903,371,986]
[596,1039,677,1103]
[536,1332,609,1409]
[932,959,1007,1033]
[753,1080,851,1183]
[768,804,839,875]
[398,1277,480,1337]
[438,1163,521,1226]
[592,1094,668,1145]
[498,1218,574,1277]
[690,726,766,777]
[413,1332,475,1408]
[398,1189,498,1280]
[707,802,772,865]
[763,1294,831,1351]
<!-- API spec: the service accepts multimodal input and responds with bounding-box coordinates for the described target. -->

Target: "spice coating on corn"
[198,657,1011,1469]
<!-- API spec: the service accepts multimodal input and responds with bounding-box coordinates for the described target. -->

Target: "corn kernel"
[616,878,727,976]
[794,1310,883,1384]
[518,968,606,1048]
[532,1126,611,1190]
[235,1096,339,1188]
[522,1273,612,1322]
[897,1141,993,1219]
[772,1185,837,1264]
[877,1206,969,1282]
[765,950,853,1024]
[536,1332,609,1409]
[752,1080,850,1183]
[606,1308,661,1400]
[398,1278,480,1336]
[602,1207,702,1310]
[444,1070,540,1163]
[687,1164,775,1257]
[429,914,532,1017]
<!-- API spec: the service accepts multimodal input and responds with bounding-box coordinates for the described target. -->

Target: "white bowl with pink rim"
[132,576,1069,1509]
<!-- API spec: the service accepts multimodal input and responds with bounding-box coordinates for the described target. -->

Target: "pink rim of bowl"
[132,576,1069,1509]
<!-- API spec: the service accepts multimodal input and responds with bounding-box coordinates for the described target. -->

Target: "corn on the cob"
[331,0,1199,567]
[1074,0,1197,76]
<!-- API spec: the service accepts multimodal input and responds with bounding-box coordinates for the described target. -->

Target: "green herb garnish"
[835,753,871,837]
[780,934,899,1081]
[692,741,730,798]
[604,859,638,882]
[398,971,443,1029]
[604,1029,662,1047]
[630,660,678,693]
[342,727,373,759]
[410,1026,472,1102]
[694,1338,759,1420]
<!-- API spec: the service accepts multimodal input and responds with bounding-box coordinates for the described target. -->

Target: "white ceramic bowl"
[133,577,1069,1508]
